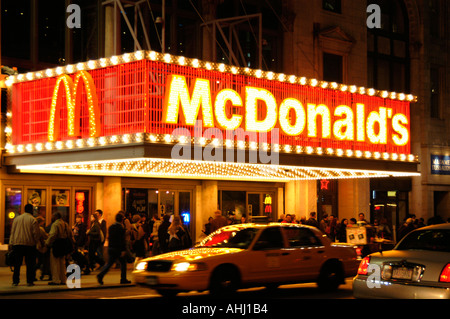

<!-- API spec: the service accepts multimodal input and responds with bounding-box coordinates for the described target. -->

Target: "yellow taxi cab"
[133,223,359,297]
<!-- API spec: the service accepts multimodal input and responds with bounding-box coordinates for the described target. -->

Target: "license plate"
[392,267,413,280]
[146,276,158,285]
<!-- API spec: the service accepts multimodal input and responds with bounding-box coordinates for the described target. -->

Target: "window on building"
[71,0,101,63]
[216,0,283,72]
[1,0,100,71]
[323,0,342,14]
[430,67,441,119]
[323,53,343,83]
[38,1,66,64]
[120,0,200,58]
[367,0,410,93]
[429,0,441,38]
[1,0,32,61]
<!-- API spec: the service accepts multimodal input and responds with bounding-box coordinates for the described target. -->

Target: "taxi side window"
[254,228,284,250]
[285,228,321,247]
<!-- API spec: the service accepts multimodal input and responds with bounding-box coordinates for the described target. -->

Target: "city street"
[0,279,355,300]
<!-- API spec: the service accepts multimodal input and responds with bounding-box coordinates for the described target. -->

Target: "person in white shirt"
[9,204,40,286]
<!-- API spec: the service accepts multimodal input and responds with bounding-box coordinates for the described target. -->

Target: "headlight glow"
[172,262,191,272]
[135,261,148,271]
[171,262,207,272]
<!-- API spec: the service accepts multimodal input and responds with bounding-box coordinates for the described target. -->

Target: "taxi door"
[246,227,297,284]
[281,226,326,280]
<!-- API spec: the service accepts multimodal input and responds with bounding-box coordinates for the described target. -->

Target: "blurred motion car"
[353,223,450,299]
[133,223,359,297]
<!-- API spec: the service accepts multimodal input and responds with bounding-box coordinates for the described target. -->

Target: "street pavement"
[0,264,135,297]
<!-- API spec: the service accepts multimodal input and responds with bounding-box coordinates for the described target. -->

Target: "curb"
[0,282,136,296]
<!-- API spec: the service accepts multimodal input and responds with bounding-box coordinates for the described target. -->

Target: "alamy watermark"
[66,4,381,31]
[66,264,81,289]
[365,264,382,289]
[367,4,381,29]
[66,4,81,29]
[170,120,280,166]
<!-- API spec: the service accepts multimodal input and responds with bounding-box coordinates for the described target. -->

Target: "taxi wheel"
[210,265,240,295]
[317,261,344,292]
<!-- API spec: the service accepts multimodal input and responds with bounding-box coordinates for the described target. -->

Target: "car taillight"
[439,263,450,283]
[357,256,371,275]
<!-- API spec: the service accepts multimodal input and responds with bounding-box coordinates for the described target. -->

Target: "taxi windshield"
[197,228,259,249]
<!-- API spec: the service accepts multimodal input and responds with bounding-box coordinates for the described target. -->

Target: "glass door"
[159,190,175,216]
[247,192,276,223]
[4,187,23,244]
[52,189,70,223]
[179,191,192,232]
[74,189,90,227]
[26,188,47,219]
[248,193,261,222]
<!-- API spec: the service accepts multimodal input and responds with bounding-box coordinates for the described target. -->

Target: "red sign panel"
[9,54,411,155]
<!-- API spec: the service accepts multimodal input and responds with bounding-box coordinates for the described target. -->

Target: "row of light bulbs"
[17,158,419,181]
[5,131,418,163]
[5,50,417,103]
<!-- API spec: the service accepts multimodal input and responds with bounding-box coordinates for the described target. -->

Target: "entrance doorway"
[219,190,276,223]
[122,188,193,232]
[370,190,409,242]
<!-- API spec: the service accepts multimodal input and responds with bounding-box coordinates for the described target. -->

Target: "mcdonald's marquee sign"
[6,50,417,162]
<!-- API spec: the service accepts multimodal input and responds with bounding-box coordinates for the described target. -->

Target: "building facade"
[0,0,448,246]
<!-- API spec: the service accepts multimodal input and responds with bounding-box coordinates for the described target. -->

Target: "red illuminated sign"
[320,179,330,190]
[9,53,412,155]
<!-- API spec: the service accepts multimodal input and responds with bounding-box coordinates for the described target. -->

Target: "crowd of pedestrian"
[7,205,193,287]
[8,202,448,287]
[200,210,447,245]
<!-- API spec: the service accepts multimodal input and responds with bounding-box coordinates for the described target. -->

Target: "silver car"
[353,223,450,299]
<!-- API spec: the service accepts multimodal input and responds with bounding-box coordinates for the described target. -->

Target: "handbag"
[5,249,15,271]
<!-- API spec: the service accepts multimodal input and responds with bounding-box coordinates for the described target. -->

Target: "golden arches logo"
[48,71,100,142]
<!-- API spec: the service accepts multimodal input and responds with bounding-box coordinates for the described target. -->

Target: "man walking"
[97,212,131,285]
[96,209,107,266]
[9,204,40,286]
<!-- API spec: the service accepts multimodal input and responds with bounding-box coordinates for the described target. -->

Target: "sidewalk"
[0,264,135,297]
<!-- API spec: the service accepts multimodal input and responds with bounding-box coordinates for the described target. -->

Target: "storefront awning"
[4,139,420,182]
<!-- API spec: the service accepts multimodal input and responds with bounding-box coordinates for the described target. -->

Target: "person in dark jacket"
[72,214,87,249]
[335,218,348,242]
[97,213,130,285]
[158,214,171,254]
